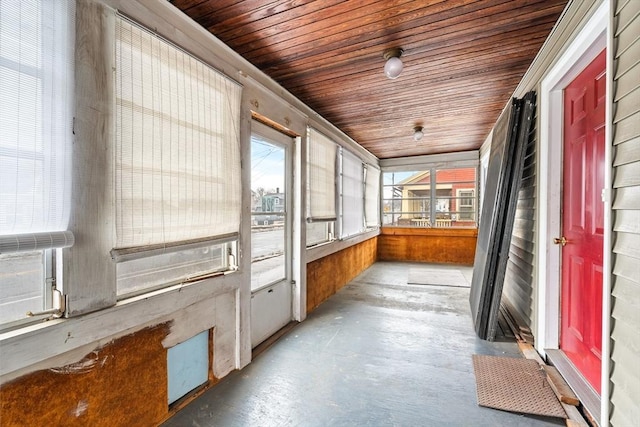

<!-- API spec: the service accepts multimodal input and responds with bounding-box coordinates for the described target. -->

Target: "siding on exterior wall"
[610,0,640,425]
[502,109,538,330]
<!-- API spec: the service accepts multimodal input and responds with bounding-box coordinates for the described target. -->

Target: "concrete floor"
[163,262,565,427]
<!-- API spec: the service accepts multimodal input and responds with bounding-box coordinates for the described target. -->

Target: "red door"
[560,50,606,393]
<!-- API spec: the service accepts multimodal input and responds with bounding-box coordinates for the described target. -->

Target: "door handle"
[553,236,568,247]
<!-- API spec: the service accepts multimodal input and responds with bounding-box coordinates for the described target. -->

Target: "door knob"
[553,236,568,247]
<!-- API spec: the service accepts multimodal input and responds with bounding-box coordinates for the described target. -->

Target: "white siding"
[610,0,640,425]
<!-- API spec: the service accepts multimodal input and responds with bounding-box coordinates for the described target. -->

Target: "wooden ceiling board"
[171,0,569,159]
[240,0,533,65]
[277,28,550,87]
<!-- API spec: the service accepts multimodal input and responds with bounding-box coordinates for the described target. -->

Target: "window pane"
[382,171,431,226]
[382,168,477,228]
[0,251,45,324]
[340,149,364,238]
[436,168,477,227]
[251,133,286,291]
[116,243,228,297]
[306,221,334,246]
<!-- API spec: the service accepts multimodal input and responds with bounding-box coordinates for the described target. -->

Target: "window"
[479,150,490,223]
[340,149,365,238]
[0,0,75,326]
[435,168,477,225]
[114,16,241,296]
[364,165,381,228]
[457,189,476,221]
[306,128,337,247]
[382,167,477,228]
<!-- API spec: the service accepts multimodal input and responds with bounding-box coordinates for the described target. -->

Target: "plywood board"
[306,237,377,313]
[378,227,477,265]
[0,324,170,426]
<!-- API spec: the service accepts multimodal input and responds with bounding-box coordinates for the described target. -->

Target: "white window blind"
[115,17,242,248]
[364,165,380,228]
[0,0,75,250]
[307,128,337,222]
[340,149,364,238]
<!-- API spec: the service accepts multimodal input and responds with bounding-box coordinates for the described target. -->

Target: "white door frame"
[250,120,295,348]
[536,1,611,424]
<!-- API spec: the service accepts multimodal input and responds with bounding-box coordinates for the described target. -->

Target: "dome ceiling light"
[413,126,424,142]
[383,47,404,79]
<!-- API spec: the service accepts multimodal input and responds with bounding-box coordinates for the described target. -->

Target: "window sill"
[380,227,478,237]
[0,270,242,383]
[306,229,380,263]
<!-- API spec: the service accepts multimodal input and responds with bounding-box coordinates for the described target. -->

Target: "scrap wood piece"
[544,365,580,406]
[563,404,590,427]
[499,302,536,345]
[518,342,545,365]
[516,344,590,427]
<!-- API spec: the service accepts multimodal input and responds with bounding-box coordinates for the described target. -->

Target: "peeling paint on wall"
[0,323,171,427]
[48,351,111,375]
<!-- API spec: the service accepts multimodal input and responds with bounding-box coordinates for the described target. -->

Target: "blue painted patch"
[167,330,209,404]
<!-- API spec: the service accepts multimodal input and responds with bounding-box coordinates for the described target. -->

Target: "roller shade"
[114,16,242,248]
[364,165,380,227]
[307,128,337,222]
[0,0,75,247]
[340,149,364,238]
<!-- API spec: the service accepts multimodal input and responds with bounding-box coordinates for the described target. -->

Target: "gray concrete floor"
[163,262,565,427]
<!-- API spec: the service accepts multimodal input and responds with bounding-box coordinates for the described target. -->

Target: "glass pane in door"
[251,135,286,291]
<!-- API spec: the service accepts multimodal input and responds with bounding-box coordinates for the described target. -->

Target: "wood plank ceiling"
[170,0,569,159]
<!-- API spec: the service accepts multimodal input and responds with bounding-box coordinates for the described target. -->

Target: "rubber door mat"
[407,268,469,287]
[472,354,567,419]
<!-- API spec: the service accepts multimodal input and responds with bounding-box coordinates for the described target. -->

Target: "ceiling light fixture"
[413,126,424,142]
[383,47,404,79]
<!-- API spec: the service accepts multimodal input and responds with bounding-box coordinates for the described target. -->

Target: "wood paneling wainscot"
[306,237,377,313]
[377,227,478,265]
[0,324,171,427]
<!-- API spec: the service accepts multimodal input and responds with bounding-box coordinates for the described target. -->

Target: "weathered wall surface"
[0,324,170,426]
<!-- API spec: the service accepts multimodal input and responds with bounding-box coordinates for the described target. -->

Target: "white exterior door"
[250,121,293,348]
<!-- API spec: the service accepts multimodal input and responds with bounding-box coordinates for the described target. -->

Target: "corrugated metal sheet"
[610,0,640,424]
